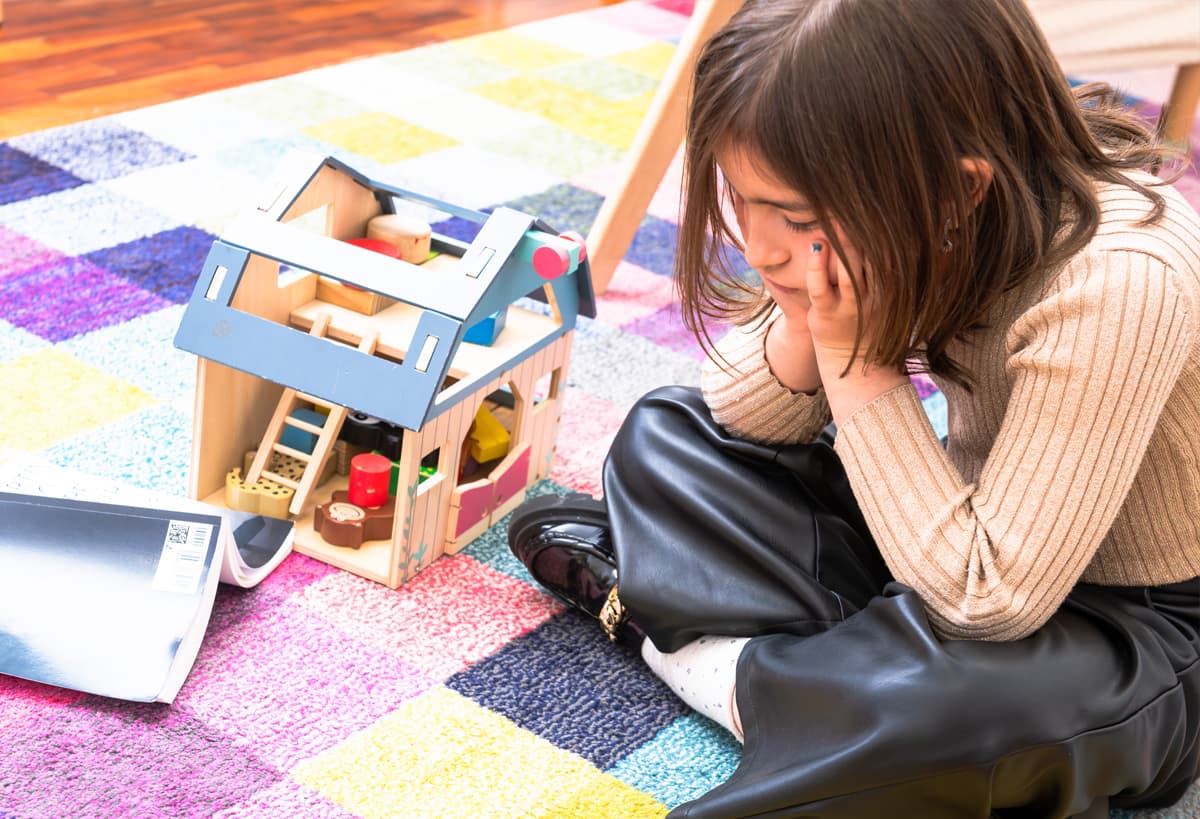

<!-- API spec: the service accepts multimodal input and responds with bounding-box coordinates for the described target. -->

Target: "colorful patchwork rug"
[1,2,1197,816]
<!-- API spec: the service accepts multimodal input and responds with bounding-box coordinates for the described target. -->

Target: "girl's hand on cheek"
[805,235,868,376]
[759,270,821,395]
[805,236,908,423]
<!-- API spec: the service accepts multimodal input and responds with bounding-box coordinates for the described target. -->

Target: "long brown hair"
[676,0,1184,386]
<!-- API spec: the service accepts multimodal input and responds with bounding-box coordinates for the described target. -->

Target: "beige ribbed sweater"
[701,176,1200,641]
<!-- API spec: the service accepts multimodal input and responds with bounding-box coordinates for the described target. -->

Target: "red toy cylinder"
[348,453,392,508]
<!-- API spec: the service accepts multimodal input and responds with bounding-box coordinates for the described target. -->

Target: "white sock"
[641,634,749,743]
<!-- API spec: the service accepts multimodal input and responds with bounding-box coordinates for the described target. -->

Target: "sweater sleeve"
[835,249,1195,641]
[700,309,832,445]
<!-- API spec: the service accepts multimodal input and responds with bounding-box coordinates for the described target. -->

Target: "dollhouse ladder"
[244,312,381,515]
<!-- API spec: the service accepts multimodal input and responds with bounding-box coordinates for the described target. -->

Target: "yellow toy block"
[468,405,510,463]
[225,467,293,519]
[244,449,336,485]
[226,450,338,519]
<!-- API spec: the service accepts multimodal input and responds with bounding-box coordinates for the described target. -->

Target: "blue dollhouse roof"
[174,154,595,430]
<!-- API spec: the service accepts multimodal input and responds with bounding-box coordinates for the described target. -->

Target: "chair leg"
[585,0,743,295]
[1159,62,1200,147]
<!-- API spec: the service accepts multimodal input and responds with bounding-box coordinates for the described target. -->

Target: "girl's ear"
[959,157,994,210]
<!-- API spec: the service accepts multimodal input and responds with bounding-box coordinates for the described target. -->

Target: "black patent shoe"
[508,493,642,648]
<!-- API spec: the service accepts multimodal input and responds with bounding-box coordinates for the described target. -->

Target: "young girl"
[509,0,1200,815]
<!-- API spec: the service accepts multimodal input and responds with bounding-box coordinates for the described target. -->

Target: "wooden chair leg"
[1160,62,1200,147]
[586,0,743,295]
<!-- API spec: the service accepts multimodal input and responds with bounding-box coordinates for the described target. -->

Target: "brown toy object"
[314,490,396,549]
[367,213,432,263]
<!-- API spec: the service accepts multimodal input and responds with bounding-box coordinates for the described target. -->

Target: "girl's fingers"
[807,240,832,301]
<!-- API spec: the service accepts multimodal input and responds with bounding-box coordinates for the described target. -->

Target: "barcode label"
[151,520,214,595]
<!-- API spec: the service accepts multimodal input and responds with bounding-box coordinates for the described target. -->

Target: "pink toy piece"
[348,452,392,508]
[454,481,492,537]
[492,446,532,510]
[345,237,403,258]
[559,230,587,261]
[533,244,570,280]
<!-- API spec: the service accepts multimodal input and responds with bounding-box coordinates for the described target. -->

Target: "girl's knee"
[610,386,709,463]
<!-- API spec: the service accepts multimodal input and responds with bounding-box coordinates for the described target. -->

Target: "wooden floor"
[0,0,624,139]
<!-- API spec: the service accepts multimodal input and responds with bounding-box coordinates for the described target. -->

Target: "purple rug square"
[251,552,342,602]
[0,226,64,278]
[179,594,436,769]
[0,257,170,342]
[10,121,192,182]
[447,611,688,770]
[652,0,694,14]
[0,144,87,206]
[430,215,484,244]
[624,214,679,276]
[911,373,940,399]
[200,554,339,636]
[214,778,361,819]
[0,698,282,818]
[624,302,727,362]
[85,225,217,303]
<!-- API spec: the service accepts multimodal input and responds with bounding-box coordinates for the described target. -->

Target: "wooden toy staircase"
[244,313,380,514]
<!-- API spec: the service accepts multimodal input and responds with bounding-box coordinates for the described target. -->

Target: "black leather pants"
[602,386,1200,818]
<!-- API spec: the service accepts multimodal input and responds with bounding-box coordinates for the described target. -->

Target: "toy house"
[174,153,595,588]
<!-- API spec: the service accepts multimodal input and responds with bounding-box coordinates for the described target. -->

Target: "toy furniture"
[175,153,595,588]
[585,0,1200,295]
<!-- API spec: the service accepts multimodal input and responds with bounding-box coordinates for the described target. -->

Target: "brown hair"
[676,0,1185,386]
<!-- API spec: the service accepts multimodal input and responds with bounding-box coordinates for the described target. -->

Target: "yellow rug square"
[608,42,678,80]
[538,775,668,819]
[291,687,667,819]
[560,93,655,151]
[306,113,457,164]
[457,30,585,72]
[0,349,156,451]
[472,75,574,115]
[473,76,653,150]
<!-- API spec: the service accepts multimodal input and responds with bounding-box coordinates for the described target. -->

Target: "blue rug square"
[85,225,218,304]
[446,610,688,770]
[0,145,86,207]
[502,183,604,235]
[624,214,679,276]
[10,121,192,183]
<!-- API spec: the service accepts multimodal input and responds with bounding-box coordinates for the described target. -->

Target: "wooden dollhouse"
[174,153,595,588]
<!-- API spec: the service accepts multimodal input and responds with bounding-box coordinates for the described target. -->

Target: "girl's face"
[717,145,826,313]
